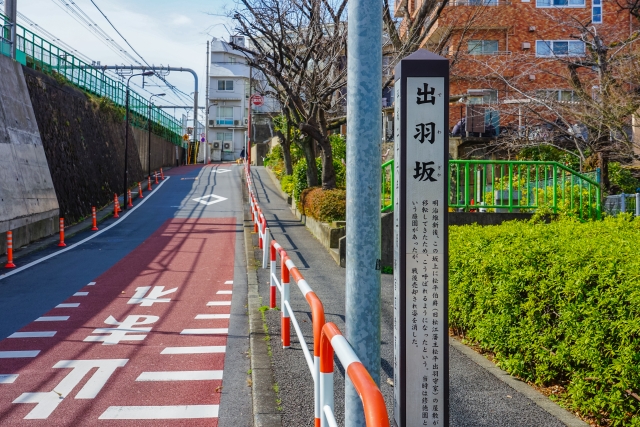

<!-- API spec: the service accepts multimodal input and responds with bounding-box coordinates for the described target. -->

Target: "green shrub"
[450,216,640,425]
[609,162,640,194]
[292,158,322,201]
[299,187,346,222]
[330,134,346,163]
[281,175,294,196]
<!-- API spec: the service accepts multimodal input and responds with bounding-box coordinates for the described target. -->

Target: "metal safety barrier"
[245,162,389,427]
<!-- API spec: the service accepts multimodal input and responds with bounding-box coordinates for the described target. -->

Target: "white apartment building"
[207,36,280,162]
[207,36,252,162]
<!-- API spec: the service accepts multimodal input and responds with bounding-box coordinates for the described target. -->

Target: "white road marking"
[211,168,231,174]
[13,359,128,419]
[9,332,56,338]
[0,177,170,282]
[180,329,229,335]
[216,290,232,295]
[0,351,40,358]
[192,194,227,206]
[195,314,230,320]
[87,282,96,286]
[136,371,223,381]
[55,303,79,308]
[161,346,226,354]
[84,315,158,345]
[127,286,177,306]
[206,301,231,306]
[99,405,219,420]
[224,280,233,284]
[0,374,18,384]
[73,292,88,296]
[35,316,69,322]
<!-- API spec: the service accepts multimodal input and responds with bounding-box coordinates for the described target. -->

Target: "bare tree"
[231,0,348,189]
[462,13,640,189]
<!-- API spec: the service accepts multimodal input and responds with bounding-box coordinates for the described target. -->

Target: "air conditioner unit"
[208,120,215,127]
[213,141,221,149]
[244,118,249,125]
[223,142,233,152]
[234,120,241,126]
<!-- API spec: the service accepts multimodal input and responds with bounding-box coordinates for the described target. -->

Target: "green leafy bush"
[299,187,346,222]
[281,175,294,196]
[330,134,346,163]
[609,162,640,194]
[292,158,322,201]
[449,216,640,425]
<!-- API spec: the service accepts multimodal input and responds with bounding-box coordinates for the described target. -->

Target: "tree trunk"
[276,130,293,175]
[597,151,610,192]
[302,137,319,187]
[317,136,336,189]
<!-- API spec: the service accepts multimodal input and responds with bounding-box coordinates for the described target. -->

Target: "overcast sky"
[10,0,236,123]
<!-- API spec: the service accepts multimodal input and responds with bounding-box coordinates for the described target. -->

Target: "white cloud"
[171,14,192,26]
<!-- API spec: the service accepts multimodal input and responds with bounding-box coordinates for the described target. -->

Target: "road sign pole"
[393,50,450,427]
[345,0,382,426]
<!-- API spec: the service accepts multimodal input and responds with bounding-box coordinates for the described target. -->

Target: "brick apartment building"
[395,0,636,158]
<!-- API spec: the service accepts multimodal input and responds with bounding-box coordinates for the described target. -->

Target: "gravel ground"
[249,166,567,427]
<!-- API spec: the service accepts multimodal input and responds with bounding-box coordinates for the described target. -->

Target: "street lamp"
[148,93,166,178]
[123,71,154,210]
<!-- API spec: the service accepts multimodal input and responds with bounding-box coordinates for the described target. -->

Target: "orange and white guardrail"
[320,323,390,427]
[245,163,389,427]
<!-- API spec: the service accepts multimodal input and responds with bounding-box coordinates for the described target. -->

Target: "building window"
[216,107,234,125]
[229,57,237,63]
[537,0,584,6]
[216,132,233,141]
[218,80,234,91]
[592,0,602,23]
[467,40,499,55]
[536,89,577,101]
[467,89,498,104]
[536,40,585,56]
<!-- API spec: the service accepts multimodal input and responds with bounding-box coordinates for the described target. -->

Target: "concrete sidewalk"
[247,166,586,427]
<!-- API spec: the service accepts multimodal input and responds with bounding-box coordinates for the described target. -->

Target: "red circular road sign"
[250,94,264,107]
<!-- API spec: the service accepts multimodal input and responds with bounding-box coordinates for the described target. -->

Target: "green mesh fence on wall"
[0,13,182,145]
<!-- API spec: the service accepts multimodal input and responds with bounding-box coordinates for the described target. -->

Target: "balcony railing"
[453,0,512,5]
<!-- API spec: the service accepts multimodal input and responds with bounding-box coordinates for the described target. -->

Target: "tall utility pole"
[205,40,210,164]
[247,67,252,170]
[4,0,17,60]
[345,0,382,426]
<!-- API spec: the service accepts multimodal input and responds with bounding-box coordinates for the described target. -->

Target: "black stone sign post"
[393,50,449,427]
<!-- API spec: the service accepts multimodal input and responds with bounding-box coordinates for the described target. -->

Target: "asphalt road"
[0,164,251,426]
[249,166,568,427]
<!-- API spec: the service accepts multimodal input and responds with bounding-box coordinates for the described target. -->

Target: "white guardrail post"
[621,192,626,214]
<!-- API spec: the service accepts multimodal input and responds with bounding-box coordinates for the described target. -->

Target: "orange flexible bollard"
[113,195,120,218]
[91,206,98,231]
[5,231,16,268]
[160,168,164,180]
[148,176,152,191]
[127,189,133,207]
[154,171,159,185]
[58,218,66,247]
[138,182,144,199]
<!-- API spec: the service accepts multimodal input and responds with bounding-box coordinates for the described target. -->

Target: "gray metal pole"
[4,0,17,60]
[345,0,382,425]
[205,40,210,164]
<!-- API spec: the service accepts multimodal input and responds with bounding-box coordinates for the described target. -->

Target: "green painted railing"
[0,14,182,145]
[381,159,394,213]
[381,159,602,220]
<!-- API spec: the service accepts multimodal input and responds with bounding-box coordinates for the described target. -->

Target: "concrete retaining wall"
[0,55,59,253]
[132,127,178,174]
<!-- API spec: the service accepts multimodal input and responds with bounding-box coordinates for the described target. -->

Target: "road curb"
[243,168,282,427]
[449,337,588,427]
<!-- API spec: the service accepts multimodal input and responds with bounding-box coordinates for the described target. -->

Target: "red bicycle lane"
[0,218,237,426]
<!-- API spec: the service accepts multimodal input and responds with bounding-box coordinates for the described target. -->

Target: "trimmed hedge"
[450,216,640,426]
[299,187,346,222]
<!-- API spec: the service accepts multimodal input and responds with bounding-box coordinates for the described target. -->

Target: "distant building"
[207,36,279,162]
